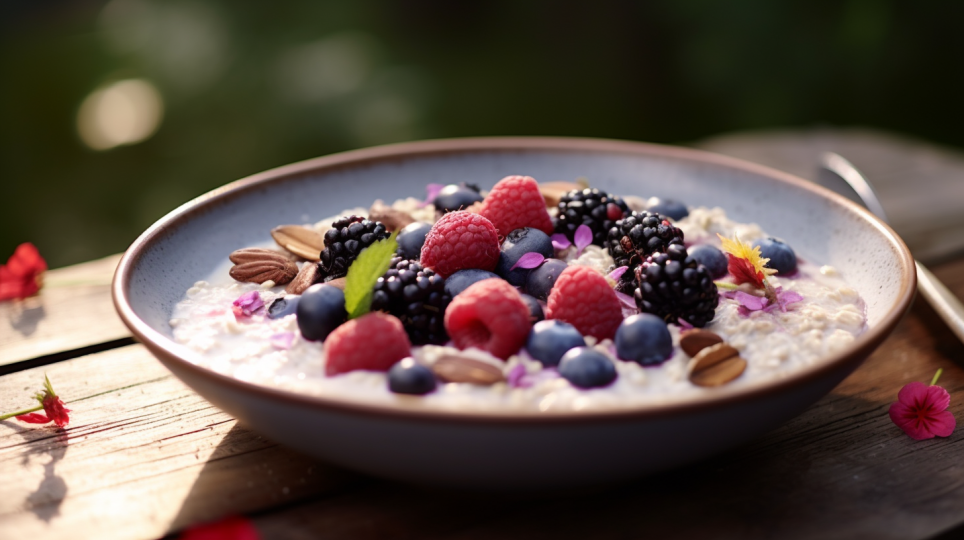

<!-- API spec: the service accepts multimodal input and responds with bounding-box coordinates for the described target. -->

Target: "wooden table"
[3,129,963,540]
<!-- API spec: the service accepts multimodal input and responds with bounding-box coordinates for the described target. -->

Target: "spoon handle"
[916,261,964,343]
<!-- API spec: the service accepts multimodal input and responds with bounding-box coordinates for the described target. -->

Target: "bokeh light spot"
[77,79,164,151]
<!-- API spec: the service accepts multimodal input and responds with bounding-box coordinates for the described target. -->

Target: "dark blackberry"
[555,188,630,246]
[607,210,684,273]
[371,257,450,345]
[319,215,390,281]
[632,244,719,328]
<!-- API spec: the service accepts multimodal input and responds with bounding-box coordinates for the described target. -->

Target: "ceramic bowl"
[113,137,915,489]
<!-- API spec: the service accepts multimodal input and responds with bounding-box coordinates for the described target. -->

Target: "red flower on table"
[0,374,70,428]
[889,370,955,440]
[0,242,47,301]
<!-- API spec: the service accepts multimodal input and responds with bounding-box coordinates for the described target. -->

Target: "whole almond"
[688,343,746,387]
[285,263,320,294]
[229,247,298,285]
[680,329,725,357]
[271,225,325,261]
[539,181,583,208]
[369,200,416,231]
[325,277,347,290]
[432,356,505,385]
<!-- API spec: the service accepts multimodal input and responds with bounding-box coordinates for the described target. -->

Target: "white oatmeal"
[170,205,866,412]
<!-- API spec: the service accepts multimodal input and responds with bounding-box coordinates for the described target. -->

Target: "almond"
[432,355,505,385]
[325,277,347,291]
[688,343,746,387]
[680,329,725,357]
[271,225,325,261]
[229,248,298,285]
[285,263,320,295]
[368,200,416,231]
[539,181,582,208]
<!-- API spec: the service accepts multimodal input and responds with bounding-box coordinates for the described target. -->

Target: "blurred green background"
[2,0,963,268]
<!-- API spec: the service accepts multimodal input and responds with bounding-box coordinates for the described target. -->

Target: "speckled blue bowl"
[113,137,915,488]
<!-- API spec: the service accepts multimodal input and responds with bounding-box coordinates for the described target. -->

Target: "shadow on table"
[3,423,69,523]
[166,423,362,534]
[250,392,946,539]
[5,298,45,338]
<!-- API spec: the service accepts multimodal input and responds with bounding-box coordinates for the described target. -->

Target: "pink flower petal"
[232,291,265,319]
[677,317,694,330]
[510,252,546,271]
[928,409,957,438]
[270,332,295,350]
[924,384,952,411]
[897,381,929,405]
[573,225,593,256]
[419,183,445,207]
[734,291,768,311]
[507,364,527,388]
[608,266,628,281]
[615,291,636,309]
[551,234,571,251]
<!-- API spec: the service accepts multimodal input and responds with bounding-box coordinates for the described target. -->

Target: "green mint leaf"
[344,232,398,319]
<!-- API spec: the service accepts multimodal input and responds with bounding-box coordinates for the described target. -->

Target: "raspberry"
[444,278,532,360]
[546,265,623,340]
[419,211,501,278]
[325,312,411,376]
[478,175,554,237]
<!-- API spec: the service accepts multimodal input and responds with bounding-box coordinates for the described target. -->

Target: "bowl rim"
[112,136,917,425]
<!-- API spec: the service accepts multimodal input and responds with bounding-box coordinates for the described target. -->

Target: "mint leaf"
[344,232,398,319]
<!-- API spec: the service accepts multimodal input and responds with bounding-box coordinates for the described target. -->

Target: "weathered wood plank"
[0,254,131,366]
[0,346,358,540]
[695,128,964,263]
[251,293,964,540]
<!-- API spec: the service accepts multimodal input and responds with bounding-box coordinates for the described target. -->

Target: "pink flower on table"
[889,378,956,440]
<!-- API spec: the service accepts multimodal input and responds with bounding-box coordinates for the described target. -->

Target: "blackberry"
[632,244,719,328]
[555,188,630,246]
[607,210,684,275]
[319,215,390,280]
[371,257,450,345]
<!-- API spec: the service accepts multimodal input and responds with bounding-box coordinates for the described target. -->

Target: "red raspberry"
[420,211,500,278]
[444,278,532,360]
[325,312,411,376]
[546,265,623,340]
[478,175,554,237]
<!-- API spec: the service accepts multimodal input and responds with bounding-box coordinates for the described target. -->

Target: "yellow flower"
[717,233,777,281]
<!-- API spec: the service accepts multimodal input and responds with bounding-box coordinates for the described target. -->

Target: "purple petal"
[551,234,571,251]
[232,291,265,316]
[507,364,527,388]
[418,183,445,207]
[608,266,628,281]
[776,289,804,311]
[677,317,694,330]
[510,252,546,271]
[615,291,636,309]
[270,332,295,350]
[574,225,593,256]
[734,291,768,311]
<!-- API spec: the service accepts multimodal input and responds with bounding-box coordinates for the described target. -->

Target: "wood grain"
[0,346,358,540]
[0,254,130,367]
[695,127,964,263]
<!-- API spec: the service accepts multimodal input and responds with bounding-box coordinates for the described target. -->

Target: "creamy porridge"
[169,178,866,412]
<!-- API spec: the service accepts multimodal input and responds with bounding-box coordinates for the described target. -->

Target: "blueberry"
[388,358,437,395]
[689,244,728,279]
[526,320,586,366]
[396,221,432,260]
[296,284,347,341]
[520,293,545,324]
[647,198,689,221]
[444,269,501,297]
[434,183,484,213]
[267,295,300,319]
[558,347,618,389]
[525,258,569,301]
[753,237,797,275]
[615,313,673,366]
[495,228,554,287]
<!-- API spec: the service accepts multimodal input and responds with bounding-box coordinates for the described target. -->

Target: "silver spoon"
[818,152,964,343]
